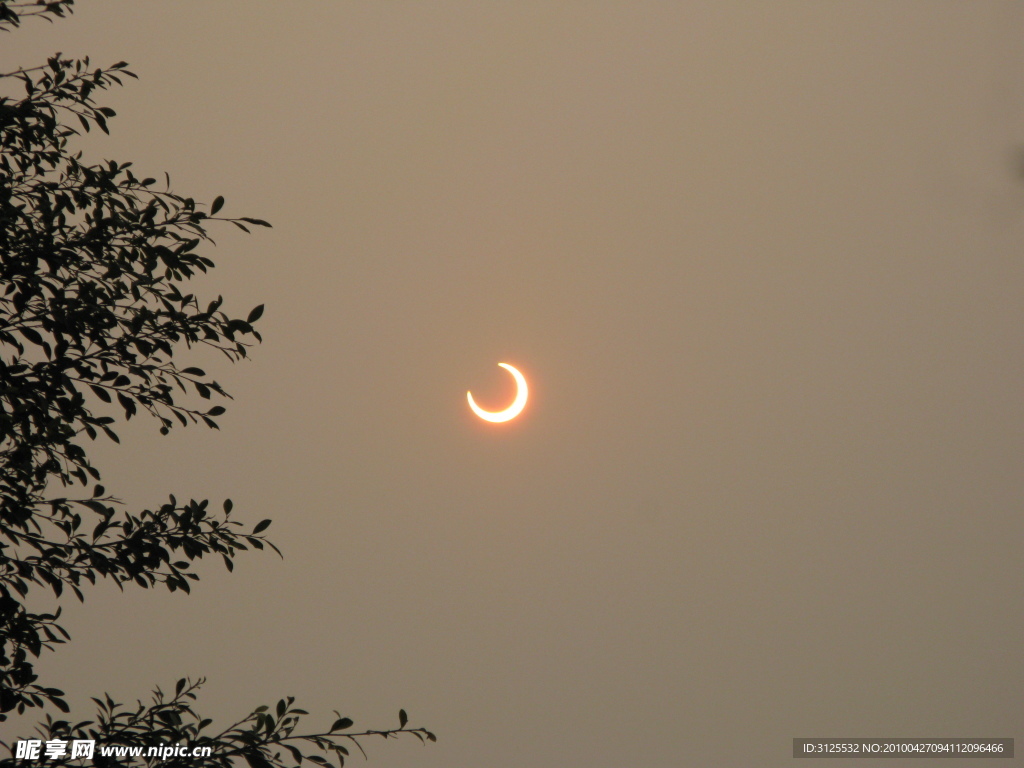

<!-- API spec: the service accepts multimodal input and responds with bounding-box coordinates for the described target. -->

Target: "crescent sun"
[467,363,528,423]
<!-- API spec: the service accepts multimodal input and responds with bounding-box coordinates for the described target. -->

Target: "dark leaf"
[89,385,112,403]
[243,751,273,768]
[18,326,44,346]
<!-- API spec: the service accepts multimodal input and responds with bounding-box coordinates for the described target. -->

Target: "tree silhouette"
[0,2,433,764]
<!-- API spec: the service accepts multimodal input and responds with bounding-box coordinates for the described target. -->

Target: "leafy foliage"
[0,2,432,764]
[0,1,75,30]
[0,22,269,722]
[4,678,434,768]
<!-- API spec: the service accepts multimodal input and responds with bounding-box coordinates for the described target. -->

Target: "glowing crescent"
[467,363,528,423]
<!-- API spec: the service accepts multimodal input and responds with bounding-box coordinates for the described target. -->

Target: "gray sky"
[4,2,1023,765]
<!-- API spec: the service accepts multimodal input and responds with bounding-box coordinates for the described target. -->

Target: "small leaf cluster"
[0,1,76,31]
[0,677,435,768]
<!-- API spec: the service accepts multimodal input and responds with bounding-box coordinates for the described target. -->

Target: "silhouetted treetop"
[1,3,433,763]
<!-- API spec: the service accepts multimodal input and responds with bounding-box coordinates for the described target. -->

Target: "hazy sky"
[4,3,1023,765]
